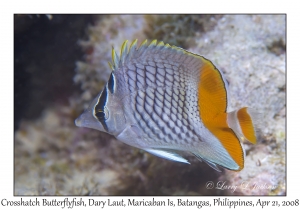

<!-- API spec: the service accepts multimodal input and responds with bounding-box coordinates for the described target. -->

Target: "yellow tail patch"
[237,107,257,144]
[198,58,244,171]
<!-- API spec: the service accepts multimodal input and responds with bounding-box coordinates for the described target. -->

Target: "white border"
[2,0,298,209]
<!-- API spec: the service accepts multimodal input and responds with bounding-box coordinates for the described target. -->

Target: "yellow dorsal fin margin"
[139,39,148,49]
[111,47,119,69]
[120,40,128,64]
[149,39,157,47]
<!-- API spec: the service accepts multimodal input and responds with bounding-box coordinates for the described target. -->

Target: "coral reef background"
[14,14,286,195]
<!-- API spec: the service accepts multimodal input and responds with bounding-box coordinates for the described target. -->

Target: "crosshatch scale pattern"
[121,44,205,148]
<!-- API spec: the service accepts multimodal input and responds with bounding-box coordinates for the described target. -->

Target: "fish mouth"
[74,111,91,128]
[74,109,106,132]
[75,116,82,127]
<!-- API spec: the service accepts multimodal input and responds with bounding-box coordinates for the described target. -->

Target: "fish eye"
[95,109,105,120]
[95,106,109,132]
[95,107,109,120]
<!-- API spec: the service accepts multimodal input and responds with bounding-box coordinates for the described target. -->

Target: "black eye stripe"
[94,87,109,131]
[107,73,115,93]
[97,86,108,109]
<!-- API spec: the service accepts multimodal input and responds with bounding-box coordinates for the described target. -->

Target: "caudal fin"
[227,107,259,144]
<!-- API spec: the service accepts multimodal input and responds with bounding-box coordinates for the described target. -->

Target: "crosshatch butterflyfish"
[75,39,258,172]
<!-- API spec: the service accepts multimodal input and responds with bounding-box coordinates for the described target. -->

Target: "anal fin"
[193,153,222,172]
[145,148,190,164]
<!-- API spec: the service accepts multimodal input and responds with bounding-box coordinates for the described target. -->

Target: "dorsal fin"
[111,47,119,70]
[157,41,164,47]
[149,39,157,47]
[120,40,128,64]
[110,39,203,75]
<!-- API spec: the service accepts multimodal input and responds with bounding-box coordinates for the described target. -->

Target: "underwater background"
[14,14,286,195]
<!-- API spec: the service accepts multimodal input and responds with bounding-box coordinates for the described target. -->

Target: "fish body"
[75,40,257,171]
